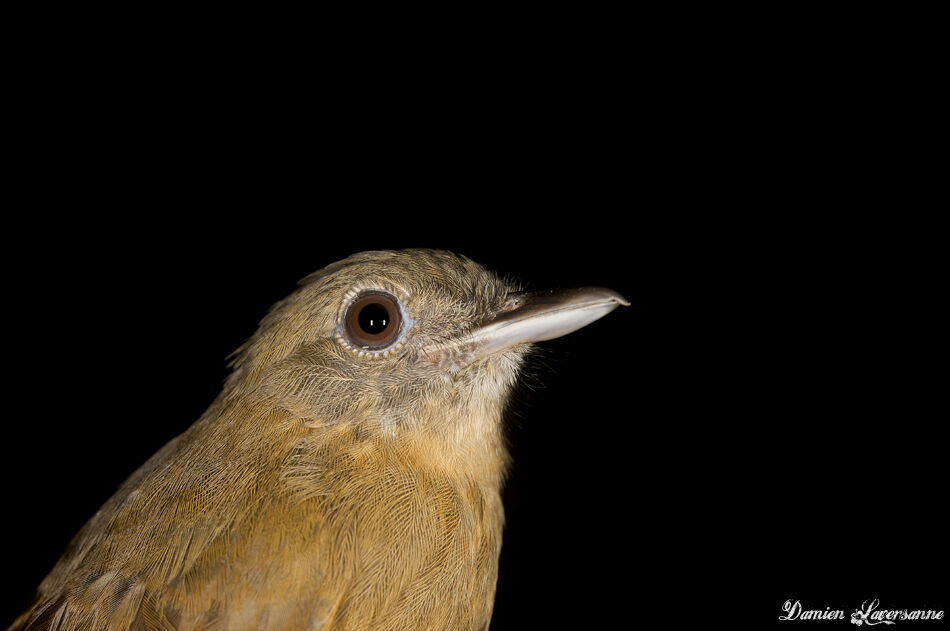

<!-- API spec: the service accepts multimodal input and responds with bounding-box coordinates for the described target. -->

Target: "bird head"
[224,249,627,470]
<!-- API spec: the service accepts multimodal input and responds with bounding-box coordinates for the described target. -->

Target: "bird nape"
[11,249,627,631]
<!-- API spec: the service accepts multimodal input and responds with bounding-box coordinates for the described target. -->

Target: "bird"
[10,248,628,631]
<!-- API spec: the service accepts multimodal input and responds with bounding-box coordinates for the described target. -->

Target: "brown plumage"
[11,249,626,631]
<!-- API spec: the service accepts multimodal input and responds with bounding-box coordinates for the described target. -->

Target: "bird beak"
[419,287,629,367]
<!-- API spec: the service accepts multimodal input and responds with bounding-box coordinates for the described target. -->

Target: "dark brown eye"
[344,291,403,350]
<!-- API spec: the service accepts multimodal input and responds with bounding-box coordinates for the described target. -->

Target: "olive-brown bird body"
[11,249,625,631]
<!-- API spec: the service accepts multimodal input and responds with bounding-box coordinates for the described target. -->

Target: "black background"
[4,8,945,630]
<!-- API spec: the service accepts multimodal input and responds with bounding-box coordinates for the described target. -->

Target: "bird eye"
[343,291,404,350]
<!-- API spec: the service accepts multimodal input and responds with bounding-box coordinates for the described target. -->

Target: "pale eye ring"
[343,290,404,350]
